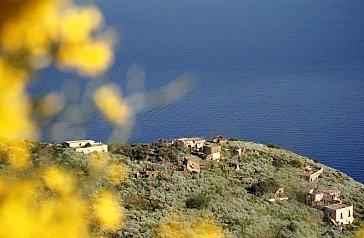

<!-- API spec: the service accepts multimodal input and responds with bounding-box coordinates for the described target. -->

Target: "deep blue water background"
[30,0,364,183]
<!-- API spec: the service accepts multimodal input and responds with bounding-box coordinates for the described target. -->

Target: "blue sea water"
[29,0,364,183]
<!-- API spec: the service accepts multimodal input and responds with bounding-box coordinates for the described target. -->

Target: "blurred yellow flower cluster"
[94,84,130,126]
[93,190,124,231]
[356,227,364,238]
[0,0,126,237]
[0,177,88,238]
[0,0,116,138]
[90,152,129,185]
[0,140,126,237]
[157,213,225,238]
[0,59,34,139]
[0,0,113,76]
[0,138,32,169]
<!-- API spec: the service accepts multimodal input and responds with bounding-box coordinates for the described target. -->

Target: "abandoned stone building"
[213,135,227,144]
[324,203,354,225]
[186,155,201,173]
[307,189,341,206]
[172,137,206,150]
[203,143,221,160]
[66,140,108,154]
[136,170,164,179]
[300,166,323,181]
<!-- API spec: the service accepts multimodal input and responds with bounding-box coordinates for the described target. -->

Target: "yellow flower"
[92,190,123,231]
[94,85,130,125]
[58,6,103,44]
[0,59,35,139]
[356,227,364,238]
[57,40,113,76]
[90,152,110,172]
[0,180,38,237]
[106,163,128,184]
[43,166,75,194]
[0,138,33,170]
[157,213,225,238]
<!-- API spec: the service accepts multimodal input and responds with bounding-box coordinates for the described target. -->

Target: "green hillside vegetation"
[1,139,364,237]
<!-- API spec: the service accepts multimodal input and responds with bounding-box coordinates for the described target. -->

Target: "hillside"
[1,138,364,237]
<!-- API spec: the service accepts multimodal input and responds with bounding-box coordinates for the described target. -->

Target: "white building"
[324,203,354,225]
[66,140,108,154]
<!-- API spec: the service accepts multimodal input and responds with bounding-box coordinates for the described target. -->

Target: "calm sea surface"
[29,0,364,183]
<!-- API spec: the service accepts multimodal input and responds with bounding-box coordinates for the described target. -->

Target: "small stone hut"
[203,143,221,160]
[186,155,201,173]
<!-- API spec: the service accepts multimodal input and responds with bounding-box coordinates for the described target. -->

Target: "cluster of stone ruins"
[301,165,354,226]
[67,136,354,226]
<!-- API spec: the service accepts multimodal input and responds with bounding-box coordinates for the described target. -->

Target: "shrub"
[290,159,304,168]
[267,144,281,149]
[186,192,210,209]
[287,222,298,232]
[248,179,280,197]
[272,159,284,168]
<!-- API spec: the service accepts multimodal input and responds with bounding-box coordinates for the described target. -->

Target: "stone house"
[203,143,221,160]
[186,155,201,173]
[66,140,108,154]
[324,203,354,225]
[300,167,323,181]
[267,187,289,203]
[172,137,206,150]
[307,189,341,206]
[213,135,227,144]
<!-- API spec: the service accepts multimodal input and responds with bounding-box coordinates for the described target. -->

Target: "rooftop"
[176,137,205,142]
[325,203,352,210]
[204,143,221,148]
[66,140,95,143]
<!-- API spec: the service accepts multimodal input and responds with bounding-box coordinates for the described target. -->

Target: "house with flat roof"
[324,203,354,225]
[66,140,108,154]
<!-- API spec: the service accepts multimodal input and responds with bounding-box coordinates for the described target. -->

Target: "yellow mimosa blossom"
[106,163,128,184]
[43,166,75,194]
[157,213,225,238]
[0,180,38,237]
[90,152,110,172]
[92,190,123,231]
[38,194,89,238]
[0,178,89,238]
[0,0,124,237]
[0,138,33,170]
[94,85,130,126]
[58,6,103,44]
[57,40,113,76]
[0,59,34,139]
[356,228,364,238]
